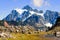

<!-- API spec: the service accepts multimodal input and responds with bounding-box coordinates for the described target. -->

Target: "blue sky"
[0,0,60,20]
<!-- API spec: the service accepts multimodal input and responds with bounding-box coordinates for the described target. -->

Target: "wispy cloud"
[32,0,50,7]
[44,1,50,7]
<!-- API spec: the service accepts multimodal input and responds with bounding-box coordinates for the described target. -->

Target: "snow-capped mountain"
[3,5,59,29]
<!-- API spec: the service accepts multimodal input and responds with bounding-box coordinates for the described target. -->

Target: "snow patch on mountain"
[30,11,44,17]
[44,23,52,28]
[15,8,27,15]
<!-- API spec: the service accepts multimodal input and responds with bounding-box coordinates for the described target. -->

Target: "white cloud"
[33,0,50,7]
[33,0,44,7]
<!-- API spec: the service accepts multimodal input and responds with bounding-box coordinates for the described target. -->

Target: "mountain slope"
[3,5,59,30]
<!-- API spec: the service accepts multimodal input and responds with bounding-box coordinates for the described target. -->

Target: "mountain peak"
[22,5,33,11]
